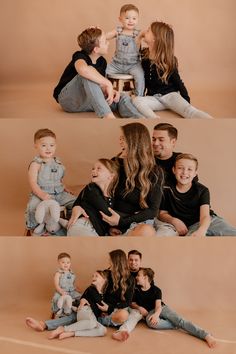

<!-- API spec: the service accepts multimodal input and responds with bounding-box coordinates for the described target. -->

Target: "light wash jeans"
[64,306,106,337]
[45,311,77,331]
[155,215,236,236]
[58,75,143,118]
[133,92,212,119]
[67,217,99,237]
[117,308,174,334]
[106,62,145,96]
[146,306,209,340]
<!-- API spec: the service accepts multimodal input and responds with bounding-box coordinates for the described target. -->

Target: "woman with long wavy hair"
[97,249,135,330]
[101,122,164,236]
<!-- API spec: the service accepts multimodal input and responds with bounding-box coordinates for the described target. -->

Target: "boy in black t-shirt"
[158,153,236,236]
[113,268,217,348]
[53,27,142,119]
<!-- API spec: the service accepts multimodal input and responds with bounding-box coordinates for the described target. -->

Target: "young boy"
[113,268,217,348]
[53,27,142,118]
[25,129,76,234]
[106,4,144,96]
[158,153,236,236]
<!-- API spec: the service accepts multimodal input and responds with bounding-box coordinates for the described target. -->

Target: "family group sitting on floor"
[25,122,236,237]
[53,4,212,119]
[25,249,217,347]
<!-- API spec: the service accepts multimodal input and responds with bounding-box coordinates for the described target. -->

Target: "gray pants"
[64,306,106,337]
[58,75,142,118]
[133,92,212,119]
[67,217,99,237]
[146,305,208,340]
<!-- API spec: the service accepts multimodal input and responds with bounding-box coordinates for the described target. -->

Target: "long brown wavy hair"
[143,21,178,83]
[109,249,130,301]
[120,122,162,208]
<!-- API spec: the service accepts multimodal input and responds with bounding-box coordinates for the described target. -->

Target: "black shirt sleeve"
[170,69,190,103]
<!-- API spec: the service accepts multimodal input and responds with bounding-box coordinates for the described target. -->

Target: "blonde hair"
[175,153,198,169]
[119,123,162,208]
[144,21,177,83]
[77,27,102,54]
[98,159,119,197]
[109,249,130,301]
[120,4,139,15]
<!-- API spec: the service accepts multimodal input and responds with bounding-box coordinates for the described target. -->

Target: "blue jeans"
[146,306,208,340]
[187,215,236,236]
[45,311,77,331]
[58,75,142,118]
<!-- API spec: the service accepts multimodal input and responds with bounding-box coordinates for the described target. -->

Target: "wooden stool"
[24,205,66,236]
[107,74,134,95]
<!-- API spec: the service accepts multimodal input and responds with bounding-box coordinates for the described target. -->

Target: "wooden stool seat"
[107,74,134,94]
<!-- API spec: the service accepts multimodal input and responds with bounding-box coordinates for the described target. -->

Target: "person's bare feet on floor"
[205,334,217,348]
[112,330,129,341]
[59,331,75,340]
[48,326,64,339]
[25,317,45,332]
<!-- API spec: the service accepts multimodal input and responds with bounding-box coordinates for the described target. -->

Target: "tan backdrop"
[0,0,235,90]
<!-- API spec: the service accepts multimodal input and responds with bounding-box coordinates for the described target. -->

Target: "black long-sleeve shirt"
[73,183,113,236]
[113,158,163,231]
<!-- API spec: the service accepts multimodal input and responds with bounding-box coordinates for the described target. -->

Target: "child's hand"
[61,291,68,296]
[43,193,52,201]
[67,206,89,229]
[113,90,120,103]
[190,230,205,237]
[148,313,159,325]
[172,218,188,236]
[138,306,148,317]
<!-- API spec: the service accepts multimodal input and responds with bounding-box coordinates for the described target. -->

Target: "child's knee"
[112,309,129,324]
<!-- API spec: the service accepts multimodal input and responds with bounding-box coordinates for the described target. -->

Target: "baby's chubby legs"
[58,75,115,118]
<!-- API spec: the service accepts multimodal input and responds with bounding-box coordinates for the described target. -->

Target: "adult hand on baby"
[100,208,120,226]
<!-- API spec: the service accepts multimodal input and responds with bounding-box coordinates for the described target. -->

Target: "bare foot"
[59,331,75,340]
[112,330,129,341]
[205,334,217,348]
[48,326,64,339]
[25,317,45,332]
[103,113,116,119]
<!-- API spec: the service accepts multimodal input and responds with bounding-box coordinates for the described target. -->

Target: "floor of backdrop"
[0,237,236,354]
